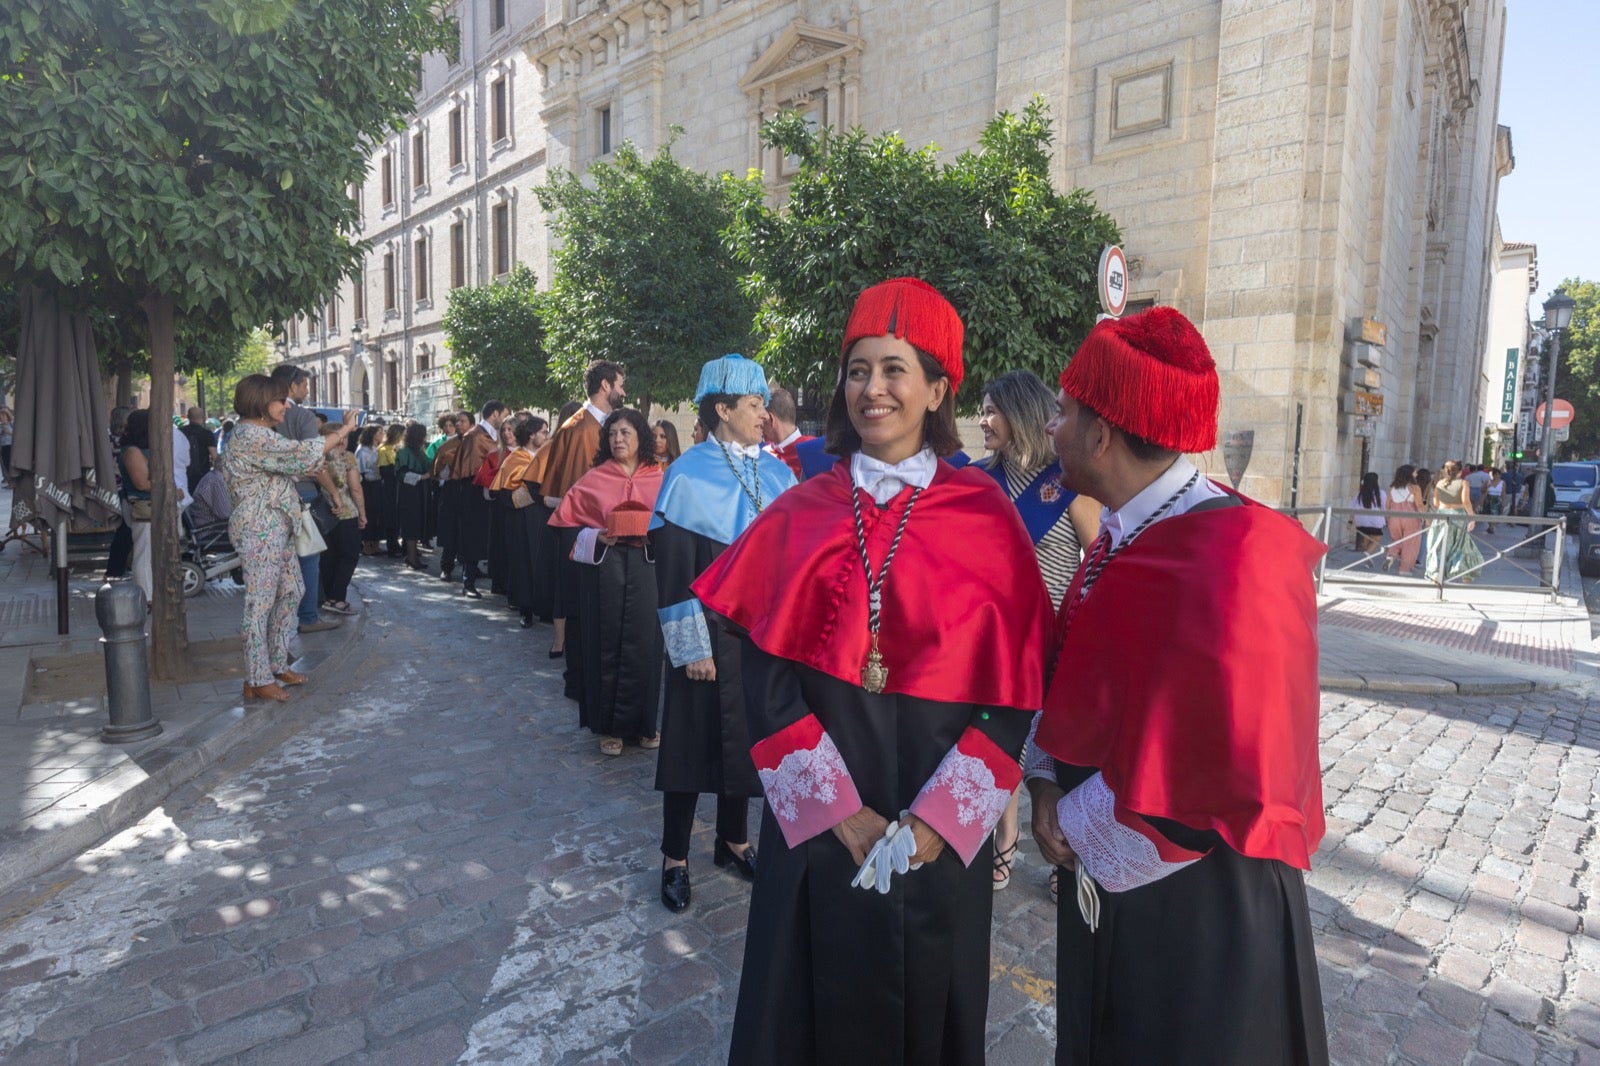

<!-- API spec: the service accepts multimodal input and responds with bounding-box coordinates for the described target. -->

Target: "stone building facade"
[285,0,1511,507]
[1480,231,1537,465]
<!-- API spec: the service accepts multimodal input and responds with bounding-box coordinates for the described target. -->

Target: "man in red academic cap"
[1025,306,1330,1065]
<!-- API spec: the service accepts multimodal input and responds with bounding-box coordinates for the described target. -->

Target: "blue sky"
[1495,1,1598,315]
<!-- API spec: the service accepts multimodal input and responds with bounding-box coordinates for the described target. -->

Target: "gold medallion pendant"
[861,636,888,694]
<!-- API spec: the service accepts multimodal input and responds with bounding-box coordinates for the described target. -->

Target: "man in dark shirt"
[271,365,340,633]
[180,407,217,495]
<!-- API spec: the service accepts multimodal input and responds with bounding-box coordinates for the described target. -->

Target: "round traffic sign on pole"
[1534,399,1575,429]
[1097,245,1128,318]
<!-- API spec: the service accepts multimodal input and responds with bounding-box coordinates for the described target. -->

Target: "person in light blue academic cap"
[649,353,798,912]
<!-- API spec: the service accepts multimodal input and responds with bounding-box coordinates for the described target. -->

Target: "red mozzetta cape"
[548,459,664,529]
[692,460,1052,710]
[1034,493,1327,870]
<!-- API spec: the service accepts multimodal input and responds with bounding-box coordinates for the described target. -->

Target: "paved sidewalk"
[1317,533,1595,696]
[0,482,365,896]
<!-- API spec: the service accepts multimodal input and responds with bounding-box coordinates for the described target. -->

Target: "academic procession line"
[2,285,1597,1064]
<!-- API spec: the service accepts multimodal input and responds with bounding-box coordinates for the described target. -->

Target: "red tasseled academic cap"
[1059,306,1218,453]
[841,277,965,394]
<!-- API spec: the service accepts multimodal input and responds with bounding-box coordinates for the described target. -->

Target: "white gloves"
[850,818,924,894]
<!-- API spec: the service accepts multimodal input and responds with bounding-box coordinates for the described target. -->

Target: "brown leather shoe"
[273,670,308,686]
[243,682,292,702]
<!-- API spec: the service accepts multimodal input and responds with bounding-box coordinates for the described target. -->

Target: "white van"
[1551,462,1600,531]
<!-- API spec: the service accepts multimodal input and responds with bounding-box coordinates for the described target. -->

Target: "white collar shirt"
[1098,456,1226,552]
[583,401,607,426]
[851,447,937,505]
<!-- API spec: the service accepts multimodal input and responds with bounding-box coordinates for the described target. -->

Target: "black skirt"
[570,542,662,739]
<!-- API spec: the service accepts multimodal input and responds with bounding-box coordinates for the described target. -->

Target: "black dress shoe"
[520,613,534,628]
[462,582,483,599]
[548,648,565,659]
[661,863,691,912]
[714,838,757,881]
[439,569,454,582]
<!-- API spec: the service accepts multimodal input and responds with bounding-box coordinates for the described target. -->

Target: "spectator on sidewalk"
[188,469,233,529]
[1350,471,1386,564]
[1465,463,1492,511]
[1482,467,1505,531]
[271,364,340,634]
[653,420,682,464]
[221,376,355,702]
[0,405,13,483]
[1384,464,1424,575]
[180,407,217,495]
[105,406,133,580]
[1426,461,1483,583]
[355,425,382,557]
[117,410,156,601]
[318,422,366,616]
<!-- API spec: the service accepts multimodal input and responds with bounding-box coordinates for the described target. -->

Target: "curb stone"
[0,602,367,896]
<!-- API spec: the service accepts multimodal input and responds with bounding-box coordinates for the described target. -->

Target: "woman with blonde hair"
[976,369,1101,895]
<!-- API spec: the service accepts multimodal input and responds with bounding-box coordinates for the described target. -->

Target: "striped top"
[999,456,1082,605]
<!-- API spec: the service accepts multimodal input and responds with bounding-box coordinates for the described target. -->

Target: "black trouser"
[661,791,749,862]
[320,518,361,603]
[106,521,133,577]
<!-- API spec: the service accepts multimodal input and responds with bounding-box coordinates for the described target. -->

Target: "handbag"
[309,494,338,535]
[126,497,153,522]
[294,504,327,557]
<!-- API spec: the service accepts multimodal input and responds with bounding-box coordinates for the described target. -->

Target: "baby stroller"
[180,509,243,596]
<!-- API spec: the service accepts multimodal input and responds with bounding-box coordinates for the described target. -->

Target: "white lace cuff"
[1022,712,1055,782]
[751,714,863,848]
[657,598,713,667]
[1057,772,1207,893]
[908,726,1023,866]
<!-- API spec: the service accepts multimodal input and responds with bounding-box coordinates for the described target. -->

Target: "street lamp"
[1532,288,1576,519]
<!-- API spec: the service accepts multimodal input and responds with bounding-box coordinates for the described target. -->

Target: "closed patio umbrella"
[8,287,120,632]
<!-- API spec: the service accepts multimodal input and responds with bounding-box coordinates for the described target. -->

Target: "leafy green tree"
[442,265,559,413]
[0,0,451,676]
[536,136,761,415]
[1550,279,1600,461]
[729,98,1121,407]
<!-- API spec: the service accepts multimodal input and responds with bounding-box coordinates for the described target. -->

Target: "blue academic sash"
[982,458,1074,545]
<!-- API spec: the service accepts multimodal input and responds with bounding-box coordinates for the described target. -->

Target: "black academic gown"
[1050,764,1328,1066]
[651,520,761,798]
[572,541,662,740]
[488,488,511,593]
[557,527,583,701]
[729,648,1032,1066]
[505,497,553,622]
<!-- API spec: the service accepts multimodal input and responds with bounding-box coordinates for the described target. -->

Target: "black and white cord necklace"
[1060,470,1199,634]
[850,481,923,694]
[715,438,764,513]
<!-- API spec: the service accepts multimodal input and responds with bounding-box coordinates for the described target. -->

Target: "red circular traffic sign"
[1534,399,1575,429]
[1097,245,1128,318]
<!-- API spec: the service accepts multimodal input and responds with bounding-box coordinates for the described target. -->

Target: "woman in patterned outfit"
[975,370,1102,895]
[219,375,356,702]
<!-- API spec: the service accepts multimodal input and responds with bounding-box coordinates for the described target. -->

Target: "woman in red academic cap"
[694,278,1053,1065]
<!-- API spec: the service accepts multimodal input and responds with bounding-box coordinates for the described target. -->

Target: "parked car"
[1578,485,1600,578]
[1550,461,1600,532]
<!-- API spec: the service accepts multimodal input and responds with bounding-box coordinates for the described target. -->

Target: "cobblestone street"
[0,566,1597,1064]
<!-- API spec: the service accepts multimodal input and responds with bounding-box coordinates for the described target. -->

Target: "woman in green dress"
[1425,460,1484,583]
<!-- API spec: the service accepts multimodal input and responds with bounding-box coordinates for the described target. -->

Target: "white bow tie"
[718,440,763,461]
[852,449,936,505]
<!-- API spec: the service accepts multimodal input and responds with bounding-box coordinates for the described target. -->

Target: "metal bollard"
[97,579,162,744]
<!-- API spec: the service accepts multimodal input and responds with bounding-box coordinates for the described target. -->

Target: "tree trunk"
[142,293,191,680]
[638,393,652,420]
[113,353,132,409]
